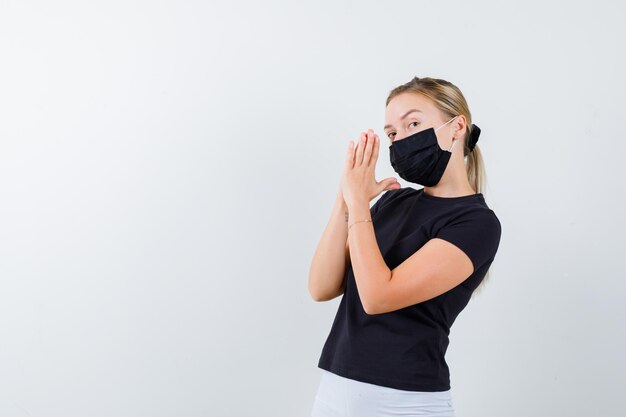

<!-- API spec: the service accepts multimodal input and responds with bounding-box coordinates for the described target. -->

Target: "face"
[384,92,466,149]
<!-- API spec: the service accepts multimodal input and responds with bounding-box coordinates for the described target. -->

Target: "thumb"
[378,177,401,191]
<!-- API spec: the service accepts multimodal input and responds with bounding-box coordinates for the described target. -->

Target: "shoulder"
[447,204,501,232]
[370,186,416,217]
[379,186,417,206]
[434,205,502,271]
[437,203,501,241]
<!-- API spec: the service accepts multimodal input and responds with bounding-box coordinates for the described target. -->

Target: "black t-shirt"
[317,186,502,392]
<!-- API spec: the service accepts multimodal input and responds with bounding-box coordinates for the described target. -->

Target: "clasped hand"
[340,129,400,209]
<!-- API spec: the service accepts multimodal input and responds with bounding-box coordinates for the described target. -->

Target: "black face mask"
[388,115,459,186]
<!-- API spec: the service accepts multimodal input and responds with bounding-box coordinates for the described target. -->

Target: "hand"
[340,128,400,209]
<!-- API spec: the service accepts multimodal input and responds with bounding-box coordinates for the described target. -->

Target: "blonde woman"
[308,77,502,417]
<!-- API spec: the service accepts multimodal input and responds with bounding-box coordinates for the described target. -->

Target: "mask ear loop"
[435,115,459,132]
[447,137,458,152]
[436,115,460,152]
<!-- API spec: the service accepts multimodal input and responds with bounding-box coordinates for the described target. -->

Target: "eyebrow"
[384,109,422,130]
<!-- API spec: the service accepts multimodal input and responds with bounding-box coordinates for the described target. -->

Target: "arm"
[307,189,351,302]
[349,207,501,315]
[345,200,392,313]
[347,201,473,315]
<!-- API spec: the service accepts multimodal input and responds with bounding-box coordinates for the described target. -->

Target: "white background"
[1,1,625,416]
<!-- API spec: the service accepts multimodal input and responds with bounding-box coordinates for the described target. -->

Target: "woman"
[307,76,502,417]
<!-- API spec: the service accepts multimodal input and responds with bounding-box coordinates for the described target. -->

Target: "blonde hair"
[386,76,491,296]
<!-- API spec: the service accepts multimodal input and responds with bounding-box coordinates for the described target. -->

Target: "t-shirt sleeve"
[434,208,502,271]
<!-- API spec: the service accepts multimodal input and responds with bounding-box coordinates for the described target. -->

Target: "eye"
[409,121,420,128]
[388,132,396,140]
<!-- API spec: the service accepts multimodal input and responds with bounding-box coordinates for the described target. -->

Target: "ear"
[453,114,468,139]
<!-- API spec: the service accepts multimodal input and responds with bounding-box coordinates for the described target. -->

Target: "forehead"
[385,93,436,123]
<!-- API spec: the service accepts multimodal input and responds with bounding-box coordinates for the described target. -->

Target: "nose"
[391,134,408,143]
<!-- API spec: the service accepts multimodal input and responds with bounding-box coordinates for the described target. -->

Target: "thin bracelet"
[348,219,372,232]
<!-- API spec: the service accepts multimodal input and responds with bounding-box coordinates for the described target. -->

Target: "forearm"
[308,191,350,301]
[347,200,391,313]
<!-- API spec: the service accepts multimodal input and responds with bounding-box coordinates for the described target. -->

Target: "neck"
[422,158,476,197]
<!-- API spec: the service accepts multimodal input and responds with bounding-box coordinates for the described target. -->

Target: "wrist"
[346,198,369,212]
[335,192,347,211]
[348,218,373,232]
[347,201,371,221]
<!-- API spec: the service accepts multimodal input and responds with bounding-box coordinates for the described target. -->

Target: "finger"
[355,132,366,167]
[380,177,400,191]
[363,129,374,167]
[344,139,355,170]
[370,132,380,168]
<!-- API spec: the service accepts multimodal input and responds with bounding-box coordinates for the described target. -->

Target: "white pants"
[311,369,455,417]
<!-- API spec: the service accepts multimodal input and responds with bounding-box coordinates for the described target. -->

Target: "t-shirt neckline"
[415,187,483,202]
